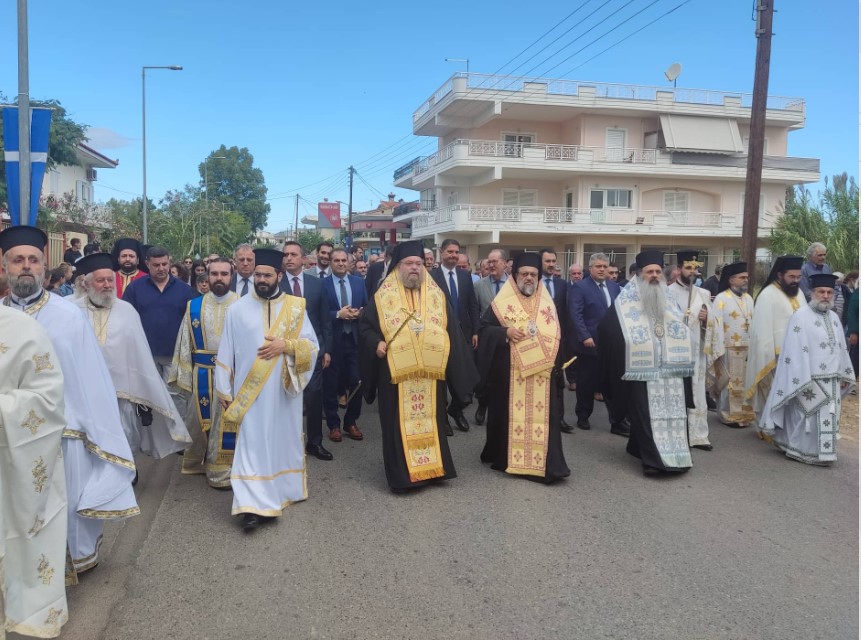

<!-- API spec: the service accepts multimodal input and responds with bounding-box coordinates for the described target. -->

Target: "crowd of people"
[0,224,856,638]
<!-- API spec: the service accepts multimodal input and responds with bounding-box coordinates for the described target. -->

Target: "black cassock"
[476,307,570,482]
[360,295,478,490]
[597,305,693,472]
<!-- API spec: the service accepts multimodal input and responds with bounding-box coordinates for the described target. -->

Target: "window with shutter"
[605,129,626,161]
[664,191,690,212]
[502,189,538,207]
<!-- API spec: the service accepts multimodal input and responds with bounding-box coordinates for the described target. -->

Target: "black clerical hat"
[0,225,48,253]
[75,252,115,278]
[253,248,281,271]
[810,273,838,290]
[113,238,141,257]
[676,250,702,267]
[512,252,541,273]
[718,261,747,292]
[387,241,423,275]
[635,250,664,270]
[761,255,804,292]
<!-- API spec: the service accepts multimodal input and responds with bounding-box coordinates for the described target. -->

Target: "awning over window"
[659,115,743,154]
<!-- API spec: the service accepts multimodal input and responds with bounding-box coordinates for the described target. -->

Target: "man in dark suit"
[365,244,395,298]
[230,243,256,296]
[568,252,628,436]
[430,238,479,432]
[540,249,574,433]
[280,241,334,460]
[321,248,368,442]
[303,241,334,279]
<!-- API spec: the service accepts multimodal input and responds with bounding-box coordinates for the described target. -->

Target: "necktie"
[339,278,351,334]
[494,279,501,294]
[599,283,610,307]
[292,276,301,297]
[448,271,459,313]
[545,277,554,298]
[319,269,326,278]
[240,278,249,297]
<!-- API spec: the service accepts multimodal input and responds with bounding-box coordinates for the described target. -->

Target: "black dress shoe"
[576,418,591,430]
[444,420,454,437]
[692,443,714,451]
[132,470,139,486]
[642,466,662,477]
[241,513,260,531]
[449,410,469,432]
[474,405,487,426]
[306,444,334,461]
[610,422,630,437]
[560,420,574,434]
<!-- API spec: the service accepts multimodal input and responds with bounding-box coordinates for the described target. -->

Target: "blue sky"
[0,0,857,232]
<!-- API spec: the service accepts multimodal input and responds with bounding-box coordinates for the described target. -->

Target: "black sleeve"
[476,306,507,398]
[359,296,384,404]
[446,298,480,401]
[467,280,480,337]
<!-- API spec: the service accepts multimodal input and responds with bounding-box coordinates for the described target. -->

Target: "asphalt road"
[56,396,858,640]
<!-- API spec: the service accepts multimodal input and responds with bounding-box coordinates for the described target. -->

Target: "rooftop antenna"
[664,62,682,88]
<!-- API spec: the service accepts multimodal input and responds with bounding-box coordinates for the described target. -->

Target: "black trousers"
[303,355,324,447]
[575,352,625,424]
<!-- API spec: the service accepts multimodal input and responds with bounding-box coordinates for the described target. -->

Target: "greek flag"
[2,106,52,226]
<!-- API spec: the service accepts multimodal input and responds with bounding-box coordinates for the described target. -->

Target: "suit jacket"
[303,267,332,280]
[568,276,620,354]
[322,273,368,345]
[230,272,255,295]
[365,260,388,298]
[475,275,508,316]
[430,266,479,342]
[279,272,332,355]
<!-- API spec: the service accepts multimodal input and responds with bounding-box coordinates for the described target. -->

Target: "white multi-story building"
[392,73,820,271]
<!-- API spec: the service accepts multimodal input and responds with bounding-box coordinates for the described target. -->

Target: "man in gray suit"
[472,248,508,425]
[281,241,334,460]
[229,243,256,296]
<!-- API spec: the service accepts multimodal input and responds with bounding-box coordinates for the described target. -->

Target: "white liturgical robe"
[215,291,318,517]
[0,306,69,638]
[3,290,139,573]
[72,295,191,457]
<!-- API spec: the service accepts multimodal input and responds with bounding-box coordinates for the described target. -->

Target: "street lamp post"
[141,65,182,244]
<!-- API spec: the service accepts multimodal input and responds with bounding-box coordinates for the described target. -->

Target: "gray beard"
[518,283,535,296]
[809,299,834,313]
[730,285,749,296]
[10,273,40,299]
[638,277,668,323]
[88,289,116,308]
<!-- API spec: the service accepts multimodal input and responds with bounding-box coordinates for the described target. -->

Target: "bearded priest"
[0,226,138,575]
[112,238,147,297]
[598,250,696,477]
[761,274,855,465]
[215,248,318,531]
[72,252,191,461]
[477,252,570,482]
[359,241,478,493]
[744,256,805,436]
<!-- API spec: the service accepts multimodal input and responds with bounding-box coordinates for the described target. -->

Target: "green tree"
[0,93,88,207]
[199,146,270,232]
[770,173,859,273]
[295,228,326,254]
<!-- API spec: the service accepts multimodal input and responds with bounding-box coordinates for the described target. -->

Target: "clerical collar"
[11,288,45,308]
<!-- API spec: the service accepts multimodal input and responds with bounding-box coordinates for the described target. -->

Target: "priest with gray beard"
[761,273,855,465]
[73,252,191,462]
[598,250,696,476]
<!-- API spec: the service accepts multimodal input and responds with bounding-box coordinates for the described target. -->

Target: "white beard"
[638,277,668,323]
[518,283,535,296]
[88,289,116,308]
[809,299,834,313]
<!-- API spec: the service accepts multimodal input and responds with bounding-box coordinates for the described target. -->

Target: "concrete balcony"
[408,204,740,240]
[393,139,819,188]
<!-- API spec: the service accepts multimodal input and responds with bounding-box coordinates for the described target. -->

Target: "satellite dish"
[664,63,682,86]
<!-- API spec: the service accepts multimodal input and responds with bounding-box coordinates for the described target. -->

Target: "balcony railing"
[394,139,659,181]
[413,72,805,123]
[411,204,726,229]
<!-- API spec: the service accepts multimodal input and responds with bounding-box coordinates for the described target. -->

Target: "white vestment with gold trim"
[215,292,318,517]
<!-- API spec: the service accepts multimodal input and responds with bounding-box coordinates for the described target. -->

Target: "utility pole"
[294,194,299,240]
[741,0,774,276]
[17,0,31,226]
[347,165,355,248]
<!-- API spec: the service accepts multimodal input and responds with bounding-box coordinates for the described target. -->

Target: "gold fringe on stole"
[745,359,777,400]
[397,378,445,482]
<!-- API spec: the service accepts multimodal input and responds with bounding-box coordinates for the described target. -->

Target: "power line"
[561,0,696,75]
[354,170,389,200]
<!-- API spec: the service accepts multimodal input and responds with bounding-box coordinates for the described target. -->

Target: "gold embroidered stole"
[491,280,560,477]
[222,294,309,434]
[375,273,450,482]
